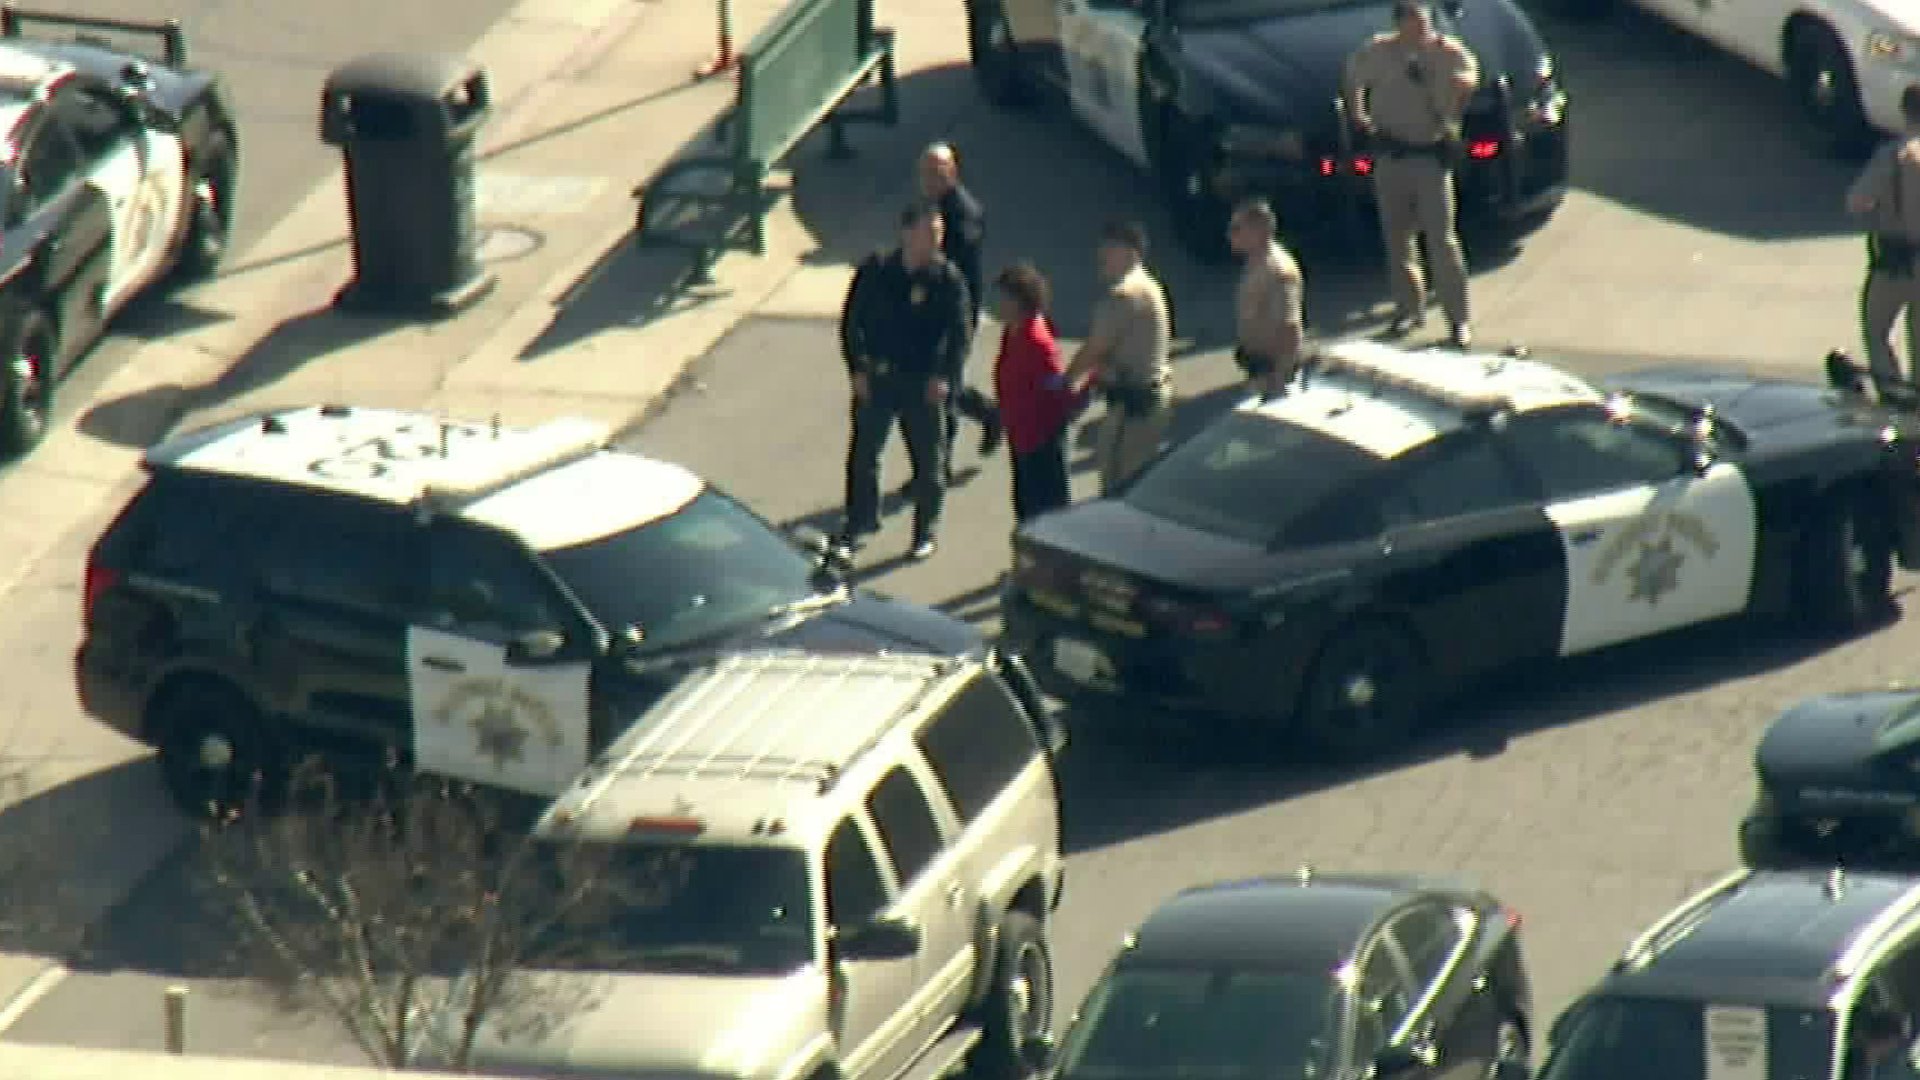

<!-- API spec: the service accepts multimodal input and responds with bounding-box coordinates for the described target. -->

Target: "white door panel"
[1552,463,1757,656]
[83,140,143,305]
[406,626,591,797]
[90,129,186,313]
[1059,1,1150,168]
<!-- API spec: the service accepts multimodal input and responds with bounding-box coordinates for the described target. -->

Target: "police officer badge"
[910,285,927,306]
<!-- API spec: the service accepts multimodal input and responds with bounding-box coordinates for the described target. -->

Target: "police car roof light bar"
[1316,344,1512,416]
[0,6,187,68]
[413,415,611,513]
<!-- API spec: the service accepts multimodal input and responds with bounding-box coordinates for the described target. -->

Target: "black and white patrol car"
[1555,0,1919,155]
[1001,340,1920,760]
[0,8,236,457]
[76,406,1007,818]
[966,0,1569,259]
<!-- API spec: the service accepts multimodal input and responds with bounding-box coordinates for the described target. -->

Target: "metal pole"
[163,985,188,1055]
[694,0,736,80]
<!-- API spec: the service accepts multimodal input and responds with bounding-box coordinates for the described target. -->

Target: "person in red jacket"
[992,262,1083,523]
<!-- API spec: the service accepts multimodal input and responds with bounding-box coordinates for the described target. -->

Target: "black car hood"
[1018,498,1334,594]
[1175,0,1544,131]
[1756,690,1920,801]
[765,590,985,656]
[1603,367,1888,440]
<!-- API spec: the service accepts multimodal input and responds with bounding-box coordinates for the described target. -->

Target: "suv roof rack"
[568,651,960,815]
[1614,870,1750,972]
[1831,878,1920,981]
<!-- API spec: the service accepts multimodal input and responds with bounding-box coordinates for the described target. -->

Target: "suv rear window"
[917,675,1040,822]
[96,475,274,581]
[1540,997,1833,1080]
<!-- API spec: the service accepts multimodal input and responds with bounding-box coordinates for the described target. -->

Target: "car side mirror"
[836,917,921,961]
[1373,1042,1438,1079]
[504,628,567,665]
[1023,1033,1059,1074]
[788,524,832,558]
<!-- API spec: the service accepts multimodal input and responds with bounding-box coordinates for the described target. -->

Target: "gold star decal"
[1627,538,1685,605]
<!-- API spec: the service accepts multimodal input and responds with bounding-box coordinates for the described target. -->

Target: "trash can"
[320,53,496,316]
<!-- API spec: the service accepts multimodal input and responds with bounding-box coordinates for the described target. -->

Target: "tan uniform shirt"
[1090,264,1173,391]
[1344,32,1480,145]
[1851,136,1920,241]
[1237,240,1304,367]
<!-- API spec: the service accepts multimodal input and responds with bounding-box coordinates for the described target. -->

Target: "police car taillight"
[1140,595,1232,638]
[82,560,121,625]
[1468,139,1500,160]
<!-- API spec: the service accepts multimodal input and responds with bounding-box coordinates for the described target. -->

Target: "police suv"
[0,8,236,456]
[76,406,998,818]
[1004,340,1920,761]
[436,649,1065,1080]
[1559,0,1919,154]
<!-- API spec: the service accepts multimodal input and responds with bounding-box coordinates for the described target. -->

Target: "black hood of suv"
[1756,690,1920,806]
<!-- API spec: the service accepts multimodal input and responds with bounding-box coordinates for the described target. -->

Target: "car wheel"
[1787,24,1874,158]
[0,301,57,458]
[1296,620,1426,761]
[152,680,284,820]
[1796,490,1892,636]
[172,129,235,283]
[968,0,1029,110]
[1487,1016,1528,1079]
[1148,103,1233,265]
[970,911,1054,1080]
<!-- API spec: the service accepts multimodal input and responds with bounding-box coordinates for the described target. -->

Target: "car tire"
[1296,619,1426,761]
[172,128,235,283]
[1146,101,1233,265]
[968,0,1030,111]
[970,911,1055,1080]
[1487,1016,1528,1080]
[1796,490,1892,636]
[152,679,285,820]
[0,300,57,459]
[1786,24,1875,159]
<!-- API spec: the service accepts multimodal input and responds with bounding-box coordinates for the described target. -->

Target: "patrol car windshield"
[1538,997,1833,1080]
[533,841,814,975]
[538,490,820,653]
[1123,412,1383,546]
[1056,967,1335,1080]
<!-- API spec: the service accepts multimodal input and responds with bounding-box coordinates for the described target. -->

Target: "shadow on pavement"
[0,760,182,962]
[76,304,409,451]
[1053,609,1857,854]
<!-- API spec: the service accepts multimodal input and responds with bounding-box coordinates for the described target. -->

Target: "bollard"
[163,985,188,1054]
[694,0,736,79]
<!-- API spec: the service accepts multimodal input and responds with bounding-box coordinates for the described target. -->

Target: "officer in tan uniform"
[1344,0,1480,348]
[1061,220,1174,494]
[1226,198,1305,398]
[1848,85,1920,401]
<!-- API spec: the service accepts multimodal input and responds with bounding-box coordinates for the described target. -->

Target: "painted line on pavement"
[0,963,68,1034]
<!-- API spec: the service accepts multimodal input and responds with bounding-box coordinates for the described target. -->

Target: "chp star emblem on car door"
[1591,509,1721,606]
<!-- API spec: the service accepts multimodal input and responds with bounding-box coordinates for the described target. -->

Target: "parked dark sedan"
[1741,688,1920,870]
[1042,872,1532,1080]
[964,0,1569,258]
[1000,342,1920,760]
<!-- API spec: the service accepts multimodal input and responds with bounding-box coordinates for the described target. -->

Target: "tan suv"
[453,648,1067,1080]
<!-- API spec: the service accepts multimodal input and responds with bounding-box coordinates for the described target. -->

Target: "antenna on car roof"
[491,413,502,440]
[438,422,452,458]
[1827,868,1847,901]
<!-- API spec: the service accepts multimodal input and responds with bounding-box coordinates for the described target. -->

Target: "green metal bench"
[634,0,898,276]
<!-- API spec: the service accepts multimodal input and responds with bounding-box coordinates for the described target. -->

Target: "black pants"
[845,377,944,539]
[943,384,998,469]
[1010,433,1069,524]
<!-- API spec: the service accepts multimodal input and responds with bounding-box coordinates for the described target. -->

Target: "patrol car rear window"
[1538,997,1832,1080]
[536,489,817,651]
[1123,413,1382,546]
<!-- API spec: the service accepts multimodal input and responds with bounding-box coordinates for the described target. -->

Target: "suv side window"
[1388,904,1468,992]
[824,817,890,929]
[17,122,81,218]
[255,502,421,616]
[866,767,946,885]
[105,477,270,585]
[53,84,133,161]
[425,524,569,641]
[916,676,1040,823]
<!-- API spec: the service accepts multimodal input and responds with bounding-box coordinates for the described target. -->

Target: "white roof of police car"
[541,651,971,847]
[0,43,67,146]
[150,405,705,551]
[1246,339,1602,459]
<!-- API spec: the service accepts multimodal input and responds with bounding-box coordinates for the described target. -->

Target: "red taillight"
[82,561,121,623]
[1352,156,1373,175]
[1141,596,1232,638]
[1319,156,1374,176]
[1318,156,1335,177]
[1468,139,1500,160]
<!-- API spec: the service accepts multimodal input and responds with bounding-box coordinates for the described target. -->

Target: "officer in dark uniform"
[918,143,1002,481]
[836,203,973,562]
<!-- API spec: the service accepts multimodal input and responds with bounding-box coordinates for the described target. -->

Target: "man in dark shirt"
[835,203,973,562]
[917,143,1002,484]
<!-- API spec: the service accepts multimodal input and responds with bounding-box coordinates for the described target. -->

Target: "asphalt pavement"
[0,0,1914,1068]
